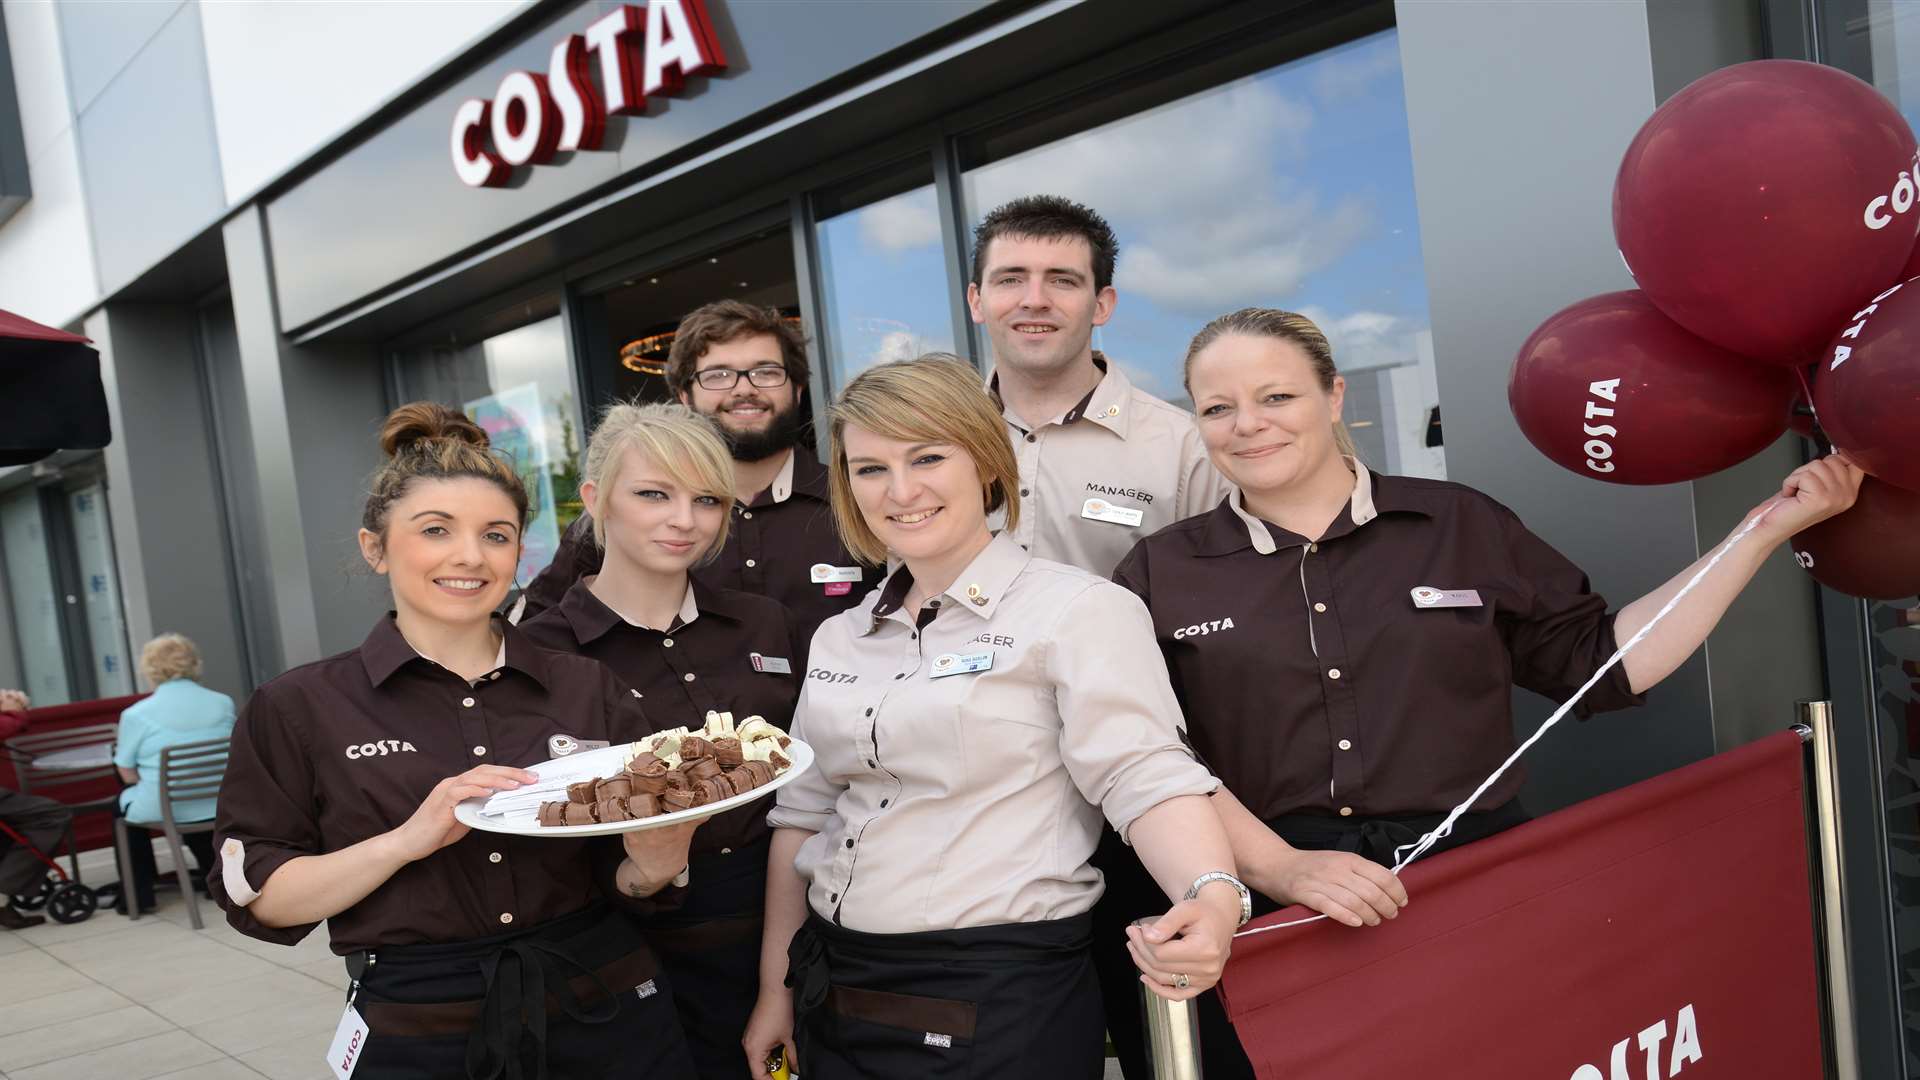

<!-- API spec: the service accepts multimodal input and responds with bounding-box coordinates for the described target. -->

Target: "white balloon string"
[1232,500,1779,940]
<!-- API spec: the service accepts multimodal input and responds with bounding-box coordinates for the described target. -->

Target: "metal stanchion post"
[1138,984,1204,1080]
[1797,699,1860,1080]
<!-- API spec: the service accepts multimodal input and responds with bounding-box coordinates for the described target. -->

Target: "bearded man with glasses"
[519,300,883,651]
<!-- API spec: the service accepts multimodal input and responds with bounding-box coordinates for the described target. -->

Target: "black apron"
[346,903,695,1080]
[1092,801,1531,1080]
[643,835,769,1080]
[786,909,1105,1080]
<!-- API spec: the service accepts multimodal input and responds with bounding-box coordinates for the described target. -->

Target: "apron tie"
[785,920,831,1029]
[466,939,619,1080]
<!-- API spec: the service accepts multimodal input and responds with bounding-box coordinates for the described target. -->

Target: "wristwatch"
[1185,871,1253,928]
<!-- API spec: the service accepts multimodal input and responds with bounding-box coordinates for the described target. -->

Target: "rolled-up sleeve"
[766,677,840,834]
[1048,581,1216,841]
[1496,507,1646,717]
[210,685,322,945]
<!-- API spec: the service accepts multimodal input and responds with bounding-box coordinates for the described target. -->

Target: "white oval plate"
[453,737,814,838]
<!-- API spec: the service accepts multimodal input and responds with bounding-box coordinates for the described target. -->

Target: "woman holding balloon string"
[1093,307,1863,1080]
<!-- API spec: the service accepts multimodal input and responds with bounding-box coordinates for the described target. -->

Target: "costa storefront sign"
[450,0,727,187]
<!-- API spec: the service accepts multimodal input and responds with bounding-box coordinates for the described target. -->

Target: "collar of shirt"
[358,614,548,688]
[985,353,1133,438]
[745,442,831,509]
[557,576,743,644]
[862,532,1031,633]
[1205,459,1439,556]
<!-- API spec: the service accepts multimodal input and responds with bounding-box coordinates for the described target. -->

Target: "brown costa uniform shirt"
[517,443,884,646]
[1111,461,1644,821]
[519,578,800,857]
[210,616,665,953]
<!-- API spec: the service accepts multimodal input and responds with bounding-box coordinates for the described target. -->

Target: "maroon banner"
[1219,730,1821,1079]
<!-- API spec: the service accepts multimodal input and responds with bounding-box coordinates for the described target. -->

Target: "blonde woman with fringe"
[521,402,802,1080]
[744,357,1248,1080]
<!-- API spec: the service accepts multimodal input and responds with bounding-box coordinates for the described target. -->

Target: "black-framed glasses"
[694,365,789,391]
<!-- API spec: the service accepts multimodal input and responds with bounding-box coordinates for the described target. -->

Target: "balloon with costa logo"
[1791,476,1920,599]
[1810,278,1920,493]
[1509,291,1795,485]
[1613,60,1920,365]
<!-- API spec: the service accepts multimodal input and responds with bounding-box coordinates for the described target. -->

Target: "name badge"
[1411,585,1483,608]
[811,564,865,583]
[824,581,852,596]
[750,652,793,674]
[547,735,609,758]
[1081,497,1144,527]
[930,651,994,678]
[326,1005,370,1080]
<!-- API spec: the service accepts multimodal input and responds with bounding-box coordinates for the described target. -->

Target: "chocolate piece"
[563,802,597,826]
[537,802,569,827]
[695,777,729,805]
[566,780,598,804]
[712,738,744,768]
[663,770,692,792]
[625,752,662,774]
[737,760,776,789]
[661,790,698,812]
[594,797,633,823]
[684,756,723,782]
[628,760,671,794]
[625,793,661,818]
[679,736,715,761]
[769,750,791,771]
[596,775,633,800]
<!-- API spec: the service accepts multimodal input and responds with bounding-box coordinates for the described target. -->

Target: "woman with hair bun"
[209,401,698,1079]
[521,402,801,1080]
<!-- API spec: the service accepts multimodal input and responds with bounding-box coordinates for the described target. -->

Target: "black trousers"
[116,808,215,911]
[1092,801,1530,1080]
[352,904,694,1080]
[0,789,71,897]
[787,910,1105,1080]
[643,837,769,1080]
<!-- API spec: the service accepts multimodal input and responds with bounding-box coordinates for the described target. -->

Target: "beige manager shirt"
[989,354,1233,578]
[768,533,1216,934]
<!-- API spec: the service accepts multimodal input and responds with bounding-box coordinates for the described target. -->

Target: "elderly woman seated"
[115,634,235,915]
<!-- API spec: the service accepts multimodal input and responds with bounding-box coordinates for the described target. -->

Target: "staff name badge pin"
[547,735,609,758]
[1411,585,1484,608]
[1081,497,1145,527]
[812,563,863,595]
[930,651,993,678]
[750,652,793,674]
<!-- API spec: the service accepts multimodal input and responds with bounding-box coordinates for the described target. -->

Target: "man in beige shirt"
[969,195,1232,578]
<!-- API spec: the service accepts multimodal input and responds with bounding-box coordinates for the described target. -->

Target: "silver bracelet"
[1184,870,1252,927]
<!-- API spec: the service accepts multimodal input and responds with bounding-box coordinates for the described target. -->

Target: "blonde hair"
[582,402,736,563]
[1183,308,1361,460]
[364,402,529,539]
[141,633,202,685]
[827,355,1019,565]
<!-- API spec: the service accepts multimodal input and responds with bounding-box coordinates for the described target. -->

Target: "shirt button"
[1327,668,1342,680]
[1314,602,1327,613]
[683,673,696,683]
[462,696,476,708]
[1025,433,1037,442]
[830,892,839,902]
[844,838,854,849]
[1309,543,1320,553]
[867,759,876,768]
[1338,739,1352,751]
[1020,488,1030,497]
[742,511,753,519]
[489,851,503,863]
[880,799,889,808]
[488,672,501,680]
[473,745,487,756]
[864,708,873,717]
[1339,806,1354,817]
[663,638,674,648]
[499,912,514,924]
[745,558,757,568]
[893,673,905,680]
[721,847,733,855]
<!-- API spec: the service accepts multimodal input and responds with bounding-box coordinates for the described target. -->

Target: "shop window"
[0,466,132,706]
[957,28,1442,479]
[1,488,72,705]
[813,164,958,391]
[394,314,581,587]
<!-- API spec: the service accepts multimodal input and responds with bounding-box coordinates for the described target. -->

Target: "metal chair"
[113,736,229,929]
[3,722,121,879]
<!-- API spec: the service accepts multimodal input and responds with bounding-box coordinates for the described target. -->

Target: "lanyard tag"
[810,564,865,583]
[750,652,793,674]
[326,1005,370,1080]
[1081,498,1144,527]
[930,651,993,678]
[1410,586,1484,608]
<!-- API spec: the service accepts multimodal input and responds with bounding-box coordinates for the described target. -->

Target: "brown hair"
[362,402,530,541]
[666,300,810,398]
[827,355,1020,565]
[971,195,1119,292]
[1182,308,1360,459]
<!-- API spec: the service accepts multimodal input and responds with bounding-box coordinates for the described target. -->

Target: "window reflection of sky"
[812,30,1442,478]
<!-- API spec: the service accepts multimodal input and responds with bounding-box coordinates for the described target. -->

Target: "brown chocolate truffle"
[663,770,692,792]
[679,736,715,761]
[684,756,723,782]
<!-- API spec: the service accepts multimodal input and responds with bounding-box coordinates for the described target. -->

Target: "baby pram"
[0,817,99,924]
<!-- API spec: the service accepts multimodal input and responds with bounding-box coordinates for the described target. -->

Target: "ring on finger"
[1172,973,1190,990]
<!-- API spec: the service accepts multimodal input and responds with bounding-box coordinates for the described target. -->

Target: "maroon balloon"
[1614,60,1919,365]
[1810,276,1920,492]
[1510,291,1794,484]
[1791,477,1920,599]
